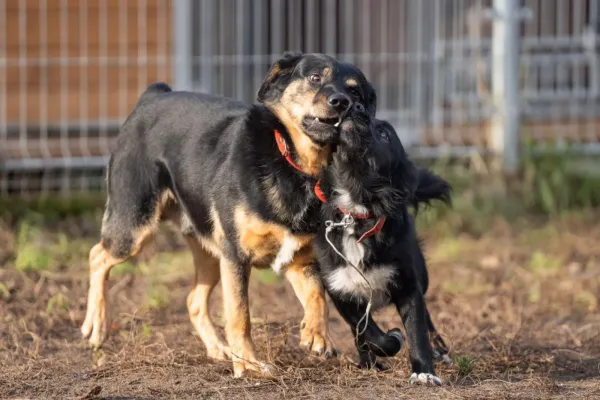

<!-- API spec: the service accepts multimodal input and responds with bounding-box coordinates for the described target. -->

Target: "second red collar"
[274,130,386,242]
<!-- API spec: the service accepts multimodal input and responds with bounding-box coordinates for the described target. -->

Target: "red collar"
[274,130,386,242]
[274,130,304,172]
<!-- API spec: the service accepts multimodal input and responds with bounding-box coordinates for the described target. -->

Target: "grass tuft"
[526,251,561,273]
[146,284,170,310]
[46,293,69,314]
[15,221,51,273]
[454,355,476,376]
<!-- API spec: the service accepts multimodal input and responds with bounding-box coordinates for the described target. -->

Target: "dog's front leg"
[220,257,273,377]
[394,287,441,385]
[328,294,404,370]
[284,260,336,358]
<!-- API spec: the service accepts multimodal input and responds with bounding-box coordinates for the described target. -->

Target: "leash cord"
[324,216,374,338]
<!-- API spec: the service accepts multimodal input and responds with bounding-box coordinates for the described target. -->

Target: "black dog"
[314,104,451,384]
[81,53,377,377]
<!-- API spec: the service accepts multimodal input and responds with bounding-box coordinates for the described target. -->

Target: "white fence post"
[491,0,522,173]
[173,0,193,90]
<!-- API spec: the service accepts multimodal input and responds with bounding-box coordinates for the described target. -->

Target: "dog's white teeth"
[334,121,341,128]
[315,117,320,122]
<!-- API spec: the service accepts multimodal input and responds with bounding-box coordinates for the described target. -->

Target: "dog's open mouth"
[340,115,369,131]
[303,116,342,128]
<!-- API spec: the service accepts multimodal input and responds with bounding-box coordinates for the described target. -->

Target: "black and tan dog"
[314,104,451,384]
[80,53,377,377]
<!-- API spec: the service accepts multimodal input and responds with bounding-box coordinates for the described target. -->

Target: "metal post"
[173,0,193,90]
[491,0,521,173]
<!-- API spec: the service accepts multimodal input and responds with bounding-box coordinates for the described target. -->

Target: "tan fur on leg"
[285,261,336,357]
[185,238,230,361]
[82,226,152,348]
[220,258,273,377]
[81,243,124,348]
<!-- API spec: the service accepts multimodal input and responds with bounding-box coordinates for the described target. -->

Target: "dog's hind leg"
[81,243,125,347]
[426,309,452,365]
[185,237,230,361]
[82,183,168,347]
[81,224,153,348]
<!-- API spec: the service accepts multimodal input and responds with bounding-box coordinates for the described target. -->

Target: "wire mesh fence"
[1,0,599,196]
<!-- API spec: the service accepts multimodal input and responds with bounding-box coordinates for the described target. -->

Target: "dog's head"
[332,104,418,216]
[257,52,377,174]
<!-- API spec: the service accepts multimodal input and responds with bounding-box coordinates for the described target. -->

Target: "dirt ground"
[1,211,600,399]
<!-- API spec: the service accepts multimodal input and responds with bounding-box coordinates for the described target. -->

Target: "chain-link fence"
[1,0,599,195]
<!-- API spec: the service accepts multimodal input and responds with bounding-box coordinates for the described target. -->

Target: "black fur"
[103,53,376,265]
[315,104,452,375]
[94,53,378,370]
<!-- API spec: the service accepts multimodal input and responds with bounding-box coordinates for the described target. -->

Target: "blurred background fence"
[0,0,599,195]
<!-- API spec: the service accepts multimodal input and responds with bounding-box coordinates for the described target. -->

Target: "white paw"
[409,372,442,386]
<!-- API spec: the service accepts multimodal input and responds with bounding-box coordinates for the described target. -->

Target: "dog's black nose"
[327,93,351,113]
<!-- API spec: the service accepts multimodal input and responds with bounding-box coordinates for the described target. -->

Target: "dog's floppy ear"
[394,149,418,203]
[386,126,418,203]
[365,83,377,116]
[257,52,304,104]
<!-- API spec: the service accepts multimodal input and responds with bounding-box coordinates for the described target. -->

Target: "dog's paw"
[409,372,442,386]
[81,300,110,349]
[432,350,453,365]
[206,343,231,361]
[231,357,275,378]
[386,328,405,350]
[299,320,337,358]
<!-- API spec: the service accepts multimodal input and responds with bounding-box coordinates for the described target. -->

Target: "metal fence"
[1,0,599,195]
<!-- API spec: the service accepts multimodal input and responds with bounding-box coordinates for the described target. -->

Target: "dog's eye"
[348,88,360,98]
[379,129,390,141]
[309,74,322,84]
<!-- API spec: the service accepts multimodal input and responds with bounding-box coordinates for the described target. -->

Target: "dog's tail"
[136,82,172,105]
[412,168,452,213]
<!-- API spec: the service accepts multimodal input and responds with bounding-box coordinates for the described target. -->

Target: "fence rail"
[1,0,599,195]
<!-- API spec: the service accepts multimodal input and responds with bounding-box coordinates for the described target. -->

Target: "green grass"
[145,284,171,310]
[0,283,10,302]
[441,282,466,295]
[574,291,598,312]
[0,195,105,225]
[112,260,138,277]
[415,150,600,237]
[46,293,70,314]
[15,221,52,272]
[140,323,152,340]
[253,269,282,285]
[528,282,541,303]
[526,251,561,273]
[14,218,94,273]
[427,237,462,263]
[454,355,476,377]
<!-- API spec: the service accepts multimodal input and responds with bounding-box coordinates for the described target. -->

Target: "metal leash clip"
[325,214,355,232]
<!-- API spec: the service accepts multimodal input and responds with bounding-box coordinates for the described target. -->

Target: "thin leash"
[324,214,373,338]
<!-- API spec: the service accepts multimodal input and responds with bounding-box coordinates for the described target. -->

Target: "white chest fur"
[326,227,396,307]
[326,264,396,308]
[271,234,302,274]
[340,226,365,268]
